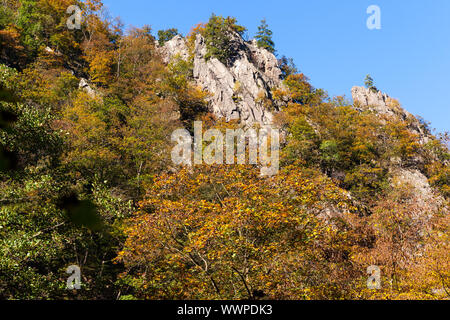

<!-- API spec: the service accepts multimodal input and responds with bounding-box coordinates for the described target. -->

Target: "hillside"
[0,1,448,300]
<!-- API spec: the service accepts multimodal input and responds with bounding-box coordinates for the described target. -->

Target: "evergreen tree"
[255,19,275,53]
[364,74,377,92]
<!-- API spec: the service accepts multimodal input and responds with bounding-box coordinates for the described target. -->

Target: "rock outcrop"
[159,33,283,125]
[157,35,190,64]
[352,86,398,117]
[352,86,431,144]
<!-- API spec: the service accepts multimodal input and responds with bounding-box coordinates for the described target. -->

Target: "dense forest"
[0,0,448,300]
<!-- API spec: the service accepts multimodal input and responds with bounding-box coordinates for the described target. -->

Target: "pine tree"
[255,19,275,53]
[364,74,377,92]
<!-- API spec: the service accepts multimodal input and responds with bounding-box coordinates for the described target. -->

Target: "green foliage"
[53,72,79,100]
[279,89,425,203]
[16,0,47,53]
[0,179,127,299]
[202,14,247,65]
[344,165,388,201]
[164,55,208,124]
[320,140,340,174]
[255,19,275,53]
[157,28,180,46]
[0,63,18,88]
[0,4,14,29]
[58,194,104,232]
[166,55,194,91]
[15,0,82,56]
[284,116,319,164]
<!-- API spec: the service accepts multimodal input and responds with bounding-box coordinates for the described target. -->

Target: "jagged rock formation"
[157,35,190,64]
[159,34,283,125]
[352,86,431,144]
[352,86,397,117]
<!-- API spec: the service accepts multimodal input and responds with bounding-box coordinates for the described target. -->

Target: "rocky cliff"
[158,34,283,125]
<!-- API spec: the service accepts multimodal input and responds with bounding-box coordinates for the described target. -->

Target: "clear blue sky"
[102,0,449,134]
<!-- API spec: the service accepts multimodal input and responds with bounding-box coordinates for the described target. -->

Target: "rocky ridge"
[158,33,444,217]
[158,34,283,125]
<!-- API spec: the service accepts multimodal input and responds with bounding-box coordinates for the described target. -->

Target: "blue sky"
[102,0,449,134]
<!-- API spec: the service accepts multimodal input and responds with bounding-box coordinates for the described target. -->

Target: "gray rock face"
[247,39,283,88]
[159,33,283,125]
[351,86,397,116]
[157,35,189,64]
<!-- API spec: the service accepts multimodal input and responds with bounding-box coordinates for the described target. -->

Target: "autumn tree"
[353,180,448,299]
[0,0,448,301]
[117,164,364,300]
[0,62,127,300]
